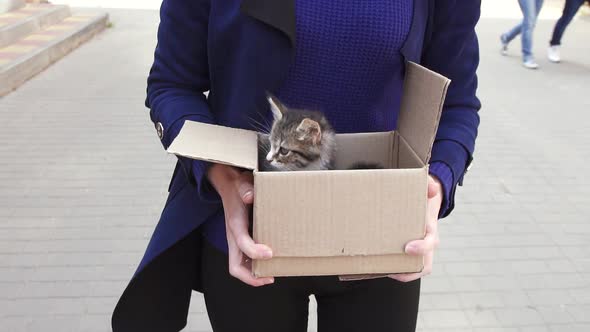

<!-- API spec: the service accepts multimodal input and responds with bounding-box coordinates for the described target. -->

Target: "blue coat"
[112,0,481,330]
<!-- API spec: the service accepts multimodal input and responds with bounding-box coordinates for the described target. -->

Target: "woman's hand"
[389,175,443,282]
[207,163,274,287]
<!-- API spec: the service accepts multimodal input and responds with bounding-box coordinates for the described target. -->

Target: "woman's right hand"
[207,163,275,287]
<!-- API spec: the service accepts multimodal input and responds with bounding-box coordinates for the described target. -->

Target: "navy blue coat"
[112,0,481,331]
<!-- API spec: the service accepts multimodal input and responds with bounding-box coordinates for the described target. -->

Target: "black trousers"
[201,241,420,332]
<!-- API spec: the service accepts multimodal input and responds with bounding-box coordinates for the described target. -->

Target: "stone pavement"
[1,4,589,332]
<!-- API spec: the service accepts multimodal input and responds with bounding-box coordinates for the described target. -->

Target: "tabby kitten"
[259,95,337,171]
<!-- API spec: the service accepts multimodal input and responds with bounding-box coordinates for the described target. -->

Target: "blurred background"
[1,0,589,331]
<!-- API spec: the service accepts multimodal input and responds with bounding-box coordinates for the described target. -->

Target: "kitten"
[259,95,336,171]
[258,95,383,171]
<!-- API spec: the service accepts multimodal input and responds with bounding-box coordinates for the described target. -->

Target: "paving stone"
[420,293,463,310]
[459,292,504,309]
[465,308,501,327]
[520,326,550,332]
[567,305,590,323]
[493,307,544,326]
[419,310,471,329]
[526,290,576,306]
[536,305,575,324]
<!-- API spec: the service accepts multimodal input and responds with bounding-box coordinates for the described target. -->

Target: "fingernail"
[265,278,275,285]
[405,244,417,254]
[262,249,273,259]
[242,190,253,199]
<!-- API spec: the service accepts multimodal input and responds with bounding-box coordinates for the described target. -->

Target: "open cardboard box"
[168,62,450,277]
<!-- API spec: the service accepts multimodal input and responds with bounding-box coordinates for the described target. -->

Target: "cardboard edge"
[424,77,450,163]
[166,121,259,170]
[253,254,424,278]
[397,133,426,168]
[397,62,451,164]
[390,131,397,169]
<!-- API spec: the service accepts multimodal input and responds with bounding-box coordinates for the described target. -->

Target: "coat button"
[156,122,164,140]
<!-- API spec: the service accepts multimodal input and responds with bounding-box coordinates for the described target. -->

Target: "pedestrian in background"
[500,0,545,69]
[548,0,589,62]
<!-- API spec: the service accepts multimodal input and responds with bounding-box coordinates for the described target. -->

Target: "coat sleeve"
[422,0,482,217]
[146,0,218,201]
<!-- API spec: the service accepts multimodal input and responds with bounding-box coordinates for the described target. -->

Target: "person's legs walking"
[519,0,543,67]
[550,0,585,46]
[502,23,523,44]
[500,0,540,59]
[500,22,522,55]
[548,0,585,62]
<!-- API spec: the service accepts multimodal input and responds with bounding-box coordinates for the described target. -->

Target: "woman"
[548,0,589,63]
[500,0,545,69]
[112,1,481,331]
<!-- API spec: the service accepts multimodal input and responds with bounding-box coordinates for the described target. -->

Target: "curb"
[0,12,108,96]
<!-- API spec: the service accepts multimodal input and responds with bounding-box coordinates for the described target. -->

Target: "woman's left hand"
[389,175,443,282]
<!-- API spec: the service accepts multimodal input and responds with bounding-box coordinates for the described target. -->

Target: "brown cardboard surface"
[253,254,423,277]
[397,133,425,169]
[253,167,428,257]
[397,62,450,164]
[332,132,394,169]
[167,121,259,170]
[167,62,449,277]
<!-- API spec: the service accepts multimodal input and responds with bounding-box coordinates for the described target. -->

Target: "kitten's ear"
[267,93,286,121]
[296,118,322,145]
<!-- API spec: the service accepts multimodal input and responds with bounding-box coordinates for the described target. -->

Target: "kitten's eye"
[279,147,290,155]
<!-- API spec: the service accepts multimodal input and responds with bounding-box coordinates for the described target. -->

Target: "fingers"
[405,219,439,255]
[227,235,274,287]
[237,171,255,204]
[389,249,434,283]
[428,175,442,199]
[388,272,421,283]
[224,173,272,260]
[224,170,272,285]
[405,238,434,256]
[234,228,273,260]
[396,195,439,282]
[225,199,272,260]
[213,166,273,286]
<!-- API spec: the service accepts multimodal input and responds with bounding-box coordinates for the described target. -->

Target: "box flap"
[167,121,259,170]
[397,62,450,164]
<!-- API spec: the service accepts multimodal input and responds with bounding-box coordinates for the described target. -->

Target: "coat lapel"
[400,0,430,63]
[242,0,430,63]
[241,0,296,47]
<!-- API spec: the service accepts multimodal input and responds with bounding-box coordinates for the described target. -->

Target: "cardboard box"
[167,62,450,277]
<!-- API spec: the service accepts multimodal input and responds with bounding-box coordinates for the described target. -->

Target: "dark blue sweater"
[202,0,453,253]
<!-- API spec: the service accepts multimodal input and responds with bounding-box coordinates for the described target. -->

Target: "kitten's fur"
[259,95,336,171]
[258,95,382,172]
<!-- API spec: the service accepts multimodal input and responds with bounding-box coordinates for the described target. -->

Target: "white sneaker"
[523,59,539,69]
[548,46,561,63]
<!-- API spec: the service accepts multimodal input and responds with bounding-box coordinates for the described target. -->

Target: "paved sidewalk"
[1,4,589,332]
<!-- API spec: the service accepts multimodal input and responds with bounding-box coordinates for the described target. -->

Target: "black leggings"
[201,241,420,332]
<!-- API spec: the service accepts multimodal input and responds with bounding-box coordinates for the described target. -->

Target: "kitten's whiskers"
[248,116,271,134]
